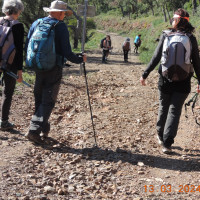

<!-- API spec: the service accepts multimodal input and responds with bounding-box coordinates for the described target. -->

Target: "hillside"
[94,13,200,64]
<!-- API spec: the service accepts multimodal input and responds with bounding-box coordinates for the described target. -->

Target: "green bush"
[86,18,96,29]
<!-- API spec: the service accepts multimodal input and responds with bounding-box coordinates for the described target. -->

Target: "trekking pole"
[81,0,97,146]
[185,92,198,118]
[1,66,31,87]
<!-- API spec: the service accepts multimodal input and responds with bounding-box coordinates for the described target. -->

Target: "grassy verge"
[72,29,105,53]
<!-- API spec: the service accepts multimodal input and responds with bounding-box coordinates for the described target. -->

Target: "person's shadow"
[36,137,200,172]
[0,129,25,141]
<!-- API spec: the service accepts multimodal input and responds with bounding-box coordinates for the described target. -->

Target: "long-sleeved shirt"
[142,30,200,94]
[12,23,24,70]
[25,16,83,65]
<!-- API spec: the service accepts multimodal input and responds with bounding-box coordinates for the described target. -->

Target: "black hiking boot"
[26,132,44,144]
[0,120,16,131]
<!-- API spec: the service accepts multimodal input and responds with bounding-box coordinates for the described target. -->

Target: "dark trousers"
[157,91,188,147]
[1,72,16,121]
[134,43,139,53]
[102,49,109,62]
[29,66,62,135]
[123,50,129,61]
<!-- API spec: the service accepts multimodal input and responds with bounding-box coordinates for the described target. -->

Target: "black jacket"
[142,31,200,94]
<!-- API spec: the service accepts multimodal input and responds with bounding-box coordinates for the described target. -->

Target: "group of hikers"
[0,0,200,154]
[100,34,141,63]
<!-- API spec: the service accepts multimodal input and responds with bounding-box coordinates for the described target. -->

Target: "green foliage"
[71,29,104,52]
[84,30,104,50]
[184,1,193,11]
[22,71,35,85]
[152,18,165,27]
[86,18,97,29]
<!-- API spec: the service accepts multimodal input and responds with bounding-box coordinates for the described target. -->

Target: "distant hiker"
[0,0,24,130]
[140,8,200,154]
[122,37,131,62]
[25,0,86,144]
[133,34,141,54]
[100,35,112,63]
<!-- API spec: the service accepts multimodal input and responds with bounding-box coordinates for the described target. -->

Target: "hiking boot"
[26,132,44,144]
[162,146,172,154]
[0,120,16,131]
[157,135,164,146]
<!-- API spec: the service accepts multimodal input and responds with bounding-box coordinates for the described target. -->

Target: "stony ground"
[0,33,200,200]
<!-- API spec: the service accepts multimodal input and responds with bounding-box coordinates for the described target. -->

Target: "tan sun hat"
[43,0,70,12]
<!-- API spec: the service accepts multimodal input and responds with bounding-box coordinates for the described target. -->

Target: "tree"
[142,0,154,15]
[192,0,197,14]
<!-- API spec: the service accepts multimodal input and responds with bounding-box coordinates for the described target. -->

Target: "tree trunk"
[67,6,82,49]
[150,6,154,16]
[166,5,171,24]
[119,5,125,17]
[162,5,167,22]
[146,0,154,16]
[155,0,159,8]
[192,0,197,15]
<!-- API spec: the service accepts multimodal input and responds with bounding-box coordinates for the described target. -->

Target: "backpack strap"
[36,18,61,35]
[0,17,19,27]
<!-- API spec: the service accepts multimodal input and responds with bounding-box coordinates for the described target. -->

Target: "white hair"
[2,0,24,15]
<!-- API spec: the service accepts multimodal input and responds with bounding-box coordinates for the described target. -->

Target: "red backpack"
[123,42,130,51]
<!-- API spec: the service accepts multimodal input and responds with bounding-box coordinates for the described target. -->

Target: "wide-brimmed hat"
[43,0,70,12]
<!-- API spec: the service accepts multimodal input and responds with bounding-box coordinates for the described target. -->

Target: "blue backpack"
[26,18,61,71]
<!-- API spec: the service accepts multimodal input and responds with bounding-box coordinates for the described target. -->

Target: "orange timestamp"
[144,185,200,193]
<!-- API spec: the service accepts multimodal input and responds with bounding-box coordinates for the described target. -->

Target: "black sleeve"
[67,52,83,64]
[55,23,83,64]
[12,23,24,70]
[190,35,200,84]
[142,33,165,79]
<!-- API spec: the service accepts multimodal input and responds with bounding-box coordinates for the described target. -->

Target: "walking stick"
[82,62,97,146]
[81,0,97,146]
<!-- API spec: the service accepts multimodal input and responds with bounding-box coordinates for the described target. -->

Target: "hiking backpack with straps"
[123,41,130,51]
[26,18,62,71]
[161,30,194,82]
[103,39,109,48]
[0,17,19,68]
[100,38,105,48]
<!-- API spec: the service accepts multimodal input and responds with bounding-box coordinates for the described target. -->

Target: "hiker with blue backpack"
[0,0,24,130]
[25,0,86,144]
[140,8,200,154]
[133,34,141,54]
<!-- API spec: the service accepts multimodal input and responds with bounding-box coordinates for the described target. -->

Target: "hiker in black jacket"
[140,8,200,154]
[0,0,24,130]
[101,35,112,63]
[122,37,131,62]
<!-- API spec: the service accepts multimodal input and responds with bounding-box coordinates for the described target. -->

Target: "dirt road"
[0,32,200,199]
